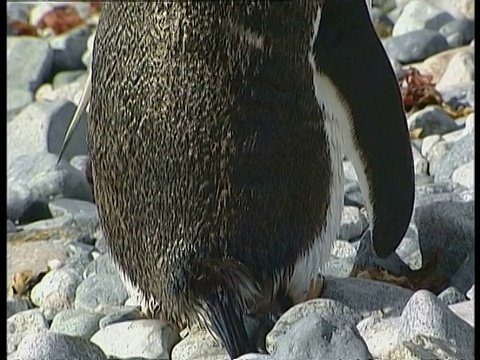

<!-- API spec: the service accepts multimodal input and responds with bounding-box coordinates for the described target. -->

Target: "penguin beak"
[311,0,414,258]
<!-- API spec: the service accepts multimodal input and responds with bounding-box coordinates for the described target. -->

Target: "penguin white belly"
[283,100,345,299]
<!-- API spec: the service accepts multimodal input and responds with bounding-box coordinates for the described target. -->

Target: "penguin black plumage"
[81,1,414,359]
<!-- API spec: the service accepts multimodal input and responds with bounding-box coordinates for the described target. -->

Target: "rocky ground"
[7,1,474,360]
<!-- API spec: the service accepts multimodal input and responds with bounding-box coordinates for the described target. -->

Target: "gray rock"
[355,230,412,275]
[321,277,414,318]
[339,206,367,241]
[236,355,276,360]
[439,18,475,48]
[48,198,96,217]
[414,173,434,186]
[438,286,467,306]
[392,0,454,37]
[94,228,108,254]
[70,155,90,174]
[267,299,362,355]
[7,36,53,92]
[386,5,403,24]
[343,181,364,208]
[434,133,473,182]
[415,200,473,283]
[398,290,474,358]
[84,254,118,279]
[36,77,87,104]
[395,224,422,270]
[448,300,474,327]
[386,334,471,360]
[171,329,225,360]
[30,268,83,318]
[411,145,429,175]
[91,320,180,360]
[50,309,103,339]
[48,198,99,235]
[464,113,474,135]
[382,29,450,64]
[7,2,30,22]
[274,316,372,360]
[98,307,146,329]
[438,82,474,110]
[372,0,397,12]
[323,253,356,278]
[343,160,358,182]
[7,309,49,354]
[13,331,107,360]
[450,254,474,294]
[7,298,32,319]
[466,84,474,107]
[75,274,129,313]
[49,26,90,71]
[8,100,88,164]
[389,57,404,79]
[65,251,95,276]
[466,285,474,300]
[7,87,33,122]
[370,7,394,27]
[7,152,93,221]
[407,105,459,137]
[7,219,18,233]
[452,160,474,189]
[425,139,453,176]
[82,31,96,68]
[53,70,87,88]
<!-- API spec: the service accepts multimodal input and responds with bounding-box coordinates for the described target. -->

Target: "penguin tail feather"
[205,286,256,359]
[191,260,259,359]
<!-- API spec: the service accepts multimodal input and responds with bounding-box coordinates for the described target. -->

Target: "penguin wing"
[310,0,414,258]
[57,73,92,165]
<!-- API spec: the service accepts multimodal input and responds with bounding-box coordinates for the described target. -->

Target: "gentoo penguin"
[79,1,414,358]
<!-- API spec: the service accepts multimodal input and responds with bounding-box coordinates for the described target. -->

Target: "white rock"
[30,268,82,316]
[411,145,429,175]
[393,1,454,37]
[421,134,441,157]
[339,206,368,241]
[436,50,475,91]
[7,309,49,354]
[357,316,400,358]
[442,128,467,143]
[90,320,180,360]
[464,113,474,135]
[466,285,474,300]
[452,161,474,189]
[449,301,474,327]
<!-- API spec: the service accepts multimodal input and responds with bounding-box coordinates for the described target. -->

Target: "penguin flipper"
[311,0,414,258]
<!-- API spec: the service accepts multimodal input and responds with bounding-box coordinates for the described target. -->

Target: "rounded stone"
[74,274,129,313]
[90,319,180,360]
[13,331,107,360]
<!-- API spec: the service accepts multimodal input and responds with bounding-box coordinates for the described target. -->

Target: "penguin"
[68,1,414,359]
